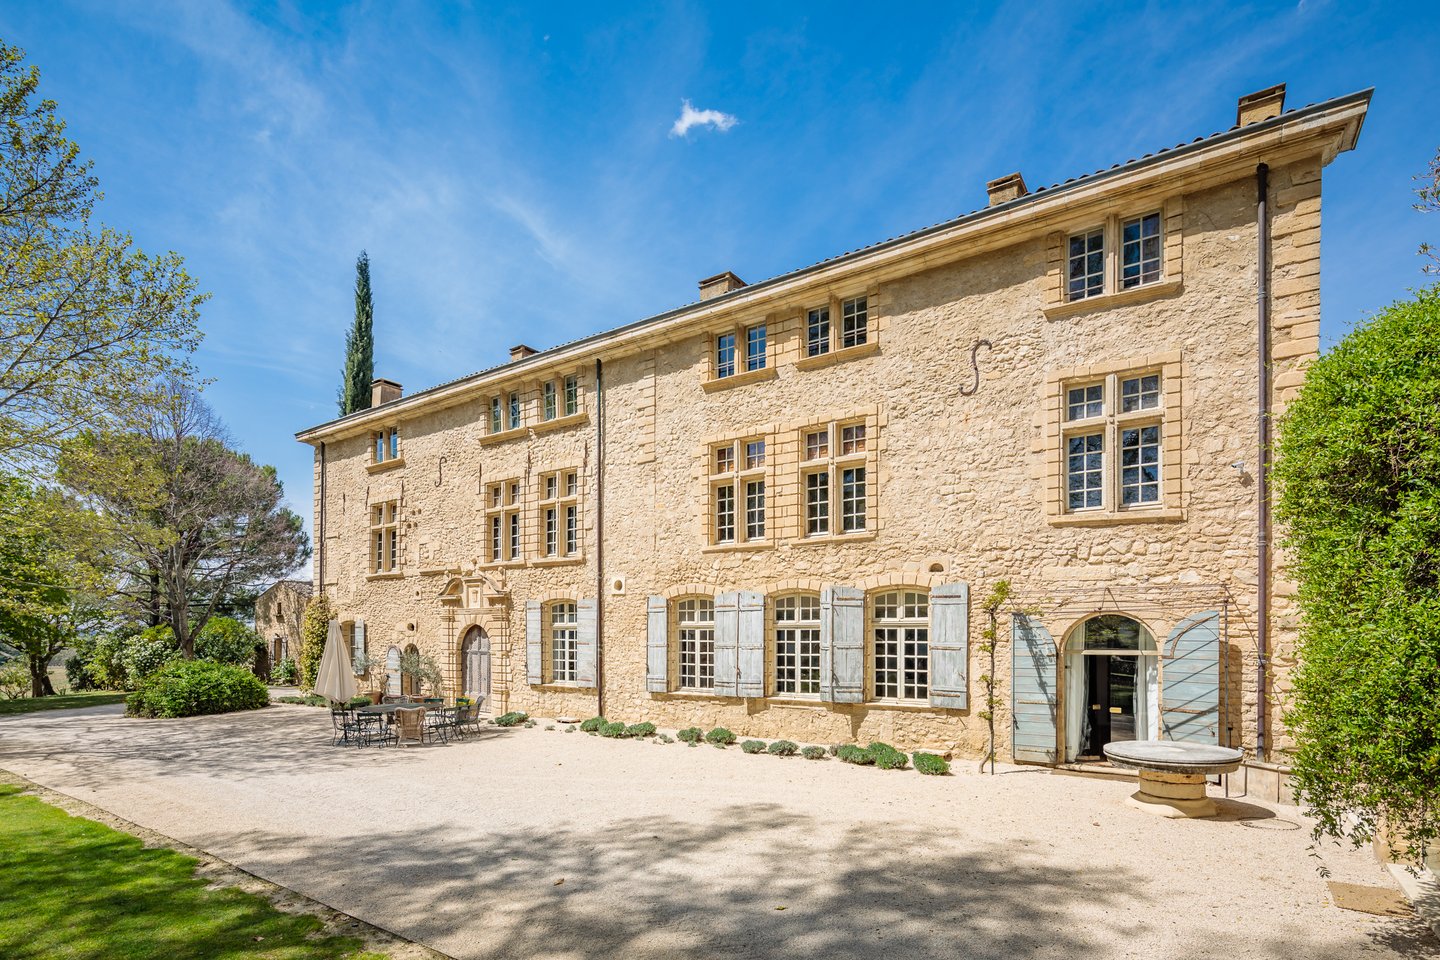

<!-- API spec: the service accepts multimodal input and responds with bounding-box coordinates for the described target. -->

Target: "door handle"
[1109,707,1122,714]
[1091,704,1100,710]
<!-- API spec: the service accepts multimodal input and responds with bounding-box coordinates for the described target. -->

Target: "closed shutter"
[737,590,765,697]
[1011,614,1058,763]
[1162,611,1222,744]
[821,586,864,703]
[928,583,969,709]
[576,599,598,688]
[525,600,543,686]
[713,591,740,697]
[385,646,401,695]
[646,595,668,692]
[353,619,366,673]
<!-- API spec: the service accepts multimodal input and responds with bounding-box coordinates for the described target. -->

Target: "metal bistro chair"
[394,706,428,747]
[331,706,363,746]
[424,703,452,744]
[353,711,386,747]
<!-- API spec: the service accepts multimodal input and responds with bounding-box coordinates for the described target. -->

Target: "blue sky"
[2,1,1436,555]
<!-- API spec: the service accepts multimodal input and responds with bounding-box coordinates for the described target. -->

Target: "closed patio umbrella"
[314,620,357,704]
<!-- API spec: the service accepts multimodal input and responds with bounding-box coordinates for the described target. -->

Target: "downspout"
[1255,162,1271,762]
[317,441,327,595]
[594,359,606,718]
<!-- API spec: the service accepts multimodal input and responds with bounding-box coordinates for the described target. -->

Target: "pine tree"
[337,251,374,415]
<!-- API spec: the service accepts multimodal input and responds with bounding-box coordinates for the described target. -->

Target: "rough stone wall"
[309,156,1322,760]
[254,582,309,672]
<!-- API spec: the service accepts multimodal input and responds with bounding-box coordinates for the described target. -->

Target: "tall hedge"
[1275,286,1440,868]
[298,594,335,691]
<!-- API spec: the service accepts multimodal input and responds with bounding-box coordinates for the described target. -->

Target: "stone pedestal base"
[1127,770,1217,819]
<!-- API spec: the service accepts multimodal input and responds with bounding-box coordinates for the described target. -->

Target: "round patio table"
[1102,740,1244,819]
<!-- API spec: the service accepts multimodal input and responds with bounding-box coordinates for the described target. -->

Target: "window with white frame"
[538,469,580,558]
[1067,228,1105,301]
[563,374,579,416]
[507,391,521,430]
[715,332,737,379]
[840,296,868,349]
[1062,370,1164,513]
[676,597,715,691]
[801,420,868,537]
[542,381,557,421]
[710,437,766,544]
[484,480,523,562]
[488,397,503,434]
[372,427,401,464]
[369,501,398,574]
[806,306,830,357]
[549,601,578,683]
[774,593,821,696]
[1121,212,1162,290]
[745,323,767,372]
[872,590,928,701]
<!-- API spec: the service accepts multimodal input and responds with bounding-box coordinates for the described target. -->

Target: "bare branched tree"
[1417,147,1439,274]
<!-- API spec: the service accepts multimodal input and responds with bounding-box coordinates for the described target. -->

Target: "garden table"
[1102,740,1244,818]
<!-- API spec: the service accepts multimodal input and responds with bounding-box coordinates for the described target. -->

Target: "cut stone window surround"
[537,467,582,560]
[368,500,399,575]
[795,290,881,371]
[796,415,878,542]
[708,435,769,546]
[483,478,524,564]
[704,317,779,391]
[1044,196,1184,319]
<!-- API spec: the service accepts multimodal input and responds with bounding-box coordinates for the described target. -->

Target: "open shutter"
[737,590,765,698]
[575,599,598,688]
[821,586,864,703]
[352,619,366,674]
[713,592,740,697]
[646,595,669,692]
[929,583,969,709]
[525,600,543,686]
[1162,611,1222,744]
[1011,614,1058,763]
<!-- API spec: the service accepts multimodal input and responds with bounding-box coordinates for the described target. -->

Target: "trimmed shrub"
[868,742,909,770]
[565,725,576,733]
[704,727,737,747]
[120,628,181,686]
[828,743,842,757]
[580,716,606,733]
[657,733,674,744]
[741,739,766,754]
[801,746,827,760]
[677,726,703,744]
[493,711,528,727]
[913,752,951,776]
[126,660,268,719]
[194,617,263,667]
[599,721,627,738]
[767,740,799,757]
[0,660,29,699]
[626,722,657,739]
[837,744,874,765]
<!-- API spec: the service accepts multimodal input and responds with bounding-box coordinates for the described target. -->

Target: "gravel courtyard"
[0,704,1431,960]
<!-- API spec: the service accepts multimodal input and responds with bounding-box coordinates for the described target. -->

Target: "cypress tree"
[337,251,374,415]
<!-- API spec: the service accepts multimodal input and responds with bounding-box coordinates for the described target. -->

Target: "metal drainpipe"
[317,441,327,594]
[594,358,606,717]
[1255,162,1271,763]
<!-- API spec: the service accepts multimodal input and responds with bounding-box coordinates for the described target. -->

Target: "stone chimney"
[1237,83,1286,127]
[370,378,402,407]
[698,271,746,301]
[509,344,539,362]
[986,172,1028,207]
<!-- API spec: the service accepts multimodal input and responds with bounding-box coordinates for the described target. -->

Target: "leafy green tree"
[193,616,262,667]
[298,593,336,691]
[337,251,374,416]
[1275,286,1440,869]
[0,41,205,471]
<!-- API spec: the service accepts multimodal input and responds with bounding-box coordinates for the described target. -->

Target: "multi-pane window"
[542,381,557,421]
[801,420,868,537]
[538,469,581,557]
[806,307,830,357]
[484,480,522,561]
[507,392,521,430]
[745,324,767,372]
[676,598,715,690]
[373,428,401,464]
[549,602,578,683]
[872,591,928,701]
[840,296,868,349]
[1121,213,1162,289]
[710,438,766,544]
[804,296,869,356]
[1067,228,1105,301]
[563,375,579,416]
[774,594,821,696]
[715,332,737,379]
[1061,370,1165,513]
[489,397,503,434]
[369,501,398,574]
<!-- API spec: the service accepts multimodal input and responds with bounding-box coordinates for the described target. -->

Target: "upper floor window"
[801,420,868,537]
[872,590,928,702]
[710,437,766,544]
[539,469,581,558]
[1067,212,1165,303]
[1067,228,1105,301]
[745,323,767,372]
[774,593,821,697]
[369,501,398,574]
[542,381,557,421]
[489,397,502,434]
[840,296,868,349]
[1121,213,1162,289]
[716,332,737,379]
[507,391,521,431]
[1062,370,1164,512]
[372,427,401,464]
[805,296,870,358]
[549,601,578,683]
[485,480,522,562]
[676,597,716,691]
[806,307,830,357]
[563,375,579,416]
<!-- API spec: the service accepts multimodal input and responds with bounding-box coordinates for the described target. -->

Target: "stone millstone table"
[1102,740,1244,818]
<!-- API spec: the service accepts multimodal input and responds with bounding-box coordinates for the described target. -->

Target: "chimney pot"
[1237,83,1286,127]
[509,344,539,362]
[986,172,1028,207]
[370,378,402,407]
[698,271,746,301]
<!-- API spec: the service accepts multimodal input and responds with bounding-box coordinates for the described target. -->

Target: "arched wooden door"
[460,627,490,704]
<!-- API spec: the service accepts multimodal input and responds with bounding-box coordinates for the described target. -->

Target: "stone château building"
[296,84,1369,794]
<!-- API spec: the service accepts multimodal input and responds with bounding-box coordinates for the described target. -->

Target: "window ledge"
[531,555,585,567]
[1044,277,1183,320]
[702,366,778,393]
[866,699,941,712]
[365,571,404,581]
[652,690,739,702]
[1048,507,1184,527]
[532,411,589,436]
[794,340,880,371]
[702,539,773,553]
[766,696,825,707]
[532,682,595,692]
[479,559,526,569]
[479,426,526,446]
[795,530,877,546]
[366,458,405,474]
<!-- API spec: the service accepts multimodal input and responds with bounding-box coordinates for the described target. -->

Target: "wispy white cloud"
[669,99,738,138]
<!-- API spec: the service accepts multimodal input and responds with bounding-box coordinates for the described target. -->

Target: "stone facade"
[297,87,1368,769]
[254,580,311,678]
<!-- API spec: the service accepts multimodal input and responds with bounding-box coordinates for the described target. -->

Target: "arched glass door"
[1065,615,1158,760]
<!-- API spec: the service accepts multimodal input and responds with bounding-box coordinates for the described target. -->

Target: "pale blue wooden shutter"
[646,595,668,692]
[928,583,969,709]
[575,599,598,688]
[1162,611,1222,744]
[352,619,366,674]
[737,590,765,697]
[821,586,864,703]
[713,592,740,697]
[525,600,543,685]
[385,646,401,695]
[1011,614,1058,763]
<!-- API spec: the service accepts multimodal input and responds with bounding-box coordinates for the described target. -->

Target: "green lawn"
[0,691,130,716]
[0,783,387,959]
